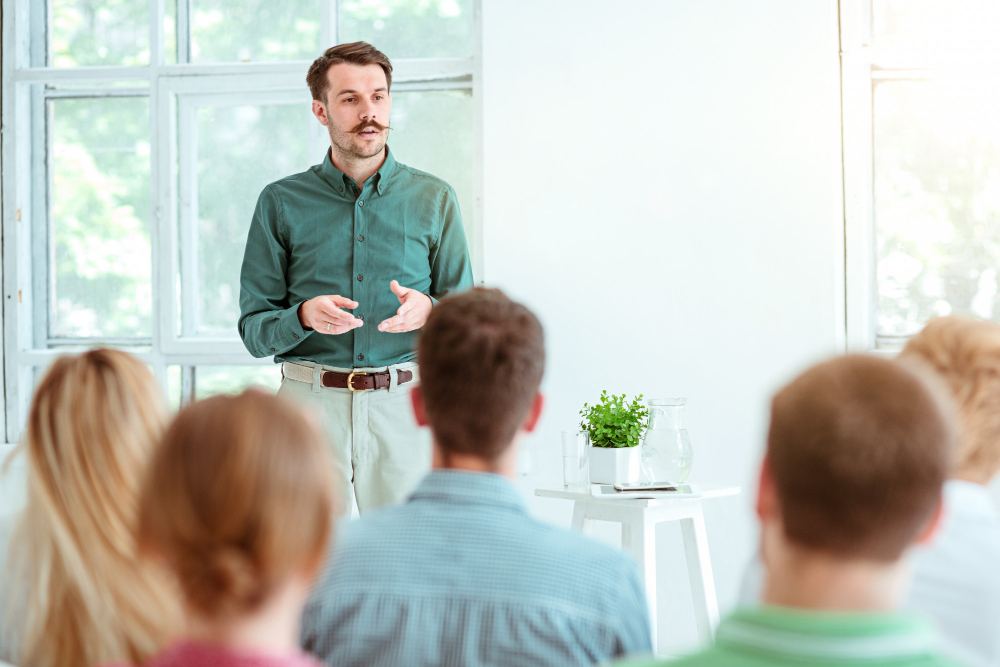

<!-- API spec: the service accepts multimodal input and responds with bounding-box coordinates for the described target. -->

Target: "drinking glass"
[562,430,591,490]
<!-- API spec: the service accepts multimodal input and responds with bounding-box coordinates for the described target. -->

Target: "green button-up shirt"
[238,146,473,368]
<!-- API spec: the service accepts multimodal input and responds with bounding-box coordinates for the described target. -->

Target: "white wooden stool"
[534,483,740,655]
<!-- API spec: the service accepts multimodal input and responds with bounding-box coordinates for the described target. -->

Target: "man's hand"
[378,280,432,333]
[298,295,363,334]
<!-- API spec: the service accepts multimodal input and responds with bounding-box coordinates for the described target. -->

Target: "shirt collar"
[317,144,396,198]
[718,607,939,662]
[944,479,999,520]
[409,470,528,513]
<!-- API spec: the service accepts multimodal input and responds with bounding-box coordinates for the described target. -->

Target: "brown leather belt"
[282,361,414,392]
[328,369,413,391]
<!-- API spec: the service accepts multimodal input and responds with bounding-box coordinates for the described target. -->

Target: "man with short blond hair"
[622,354,960,667]
[900,316,1000,666]
[302,288,652,667]
[238,42,473,515]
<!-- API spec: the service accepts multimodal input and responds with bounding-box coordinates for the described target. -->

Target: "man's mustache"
[350,120,391,133]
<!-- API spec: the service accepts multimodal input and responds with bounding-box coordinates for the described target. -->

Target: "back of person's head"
[3,349,179,667]
[138,390,334,619]
[767,354,956,562]
[418,288,545,460]
[900,316,1000,483]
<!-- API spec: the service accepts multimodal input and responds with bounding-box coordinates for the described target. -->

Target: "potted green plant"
[579,391,649,484]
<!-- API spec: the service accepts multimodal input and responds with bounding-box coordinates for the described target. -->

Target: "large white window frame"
[0,0,484,442]
[840,0,992,352]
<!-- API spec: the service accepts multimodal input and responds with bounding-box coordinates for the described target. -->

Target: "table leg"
[622,515,657,654]
[570,501,595,535]
[680,505,720,644]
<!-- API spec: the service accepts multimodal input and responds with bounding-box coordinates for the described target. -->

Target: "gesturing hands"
[378,280,432,333]
[297,282,431,336]
[298,295,362,334]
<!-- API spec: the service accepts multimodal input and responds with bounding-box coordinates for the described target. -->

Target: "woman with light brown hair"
[109,390,335,667]
[899,316,1000,667]
[0,349,180,667]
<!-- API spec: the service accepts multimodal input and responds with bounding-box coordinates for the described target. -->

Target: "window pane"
[165,0,178,65]
[52,0,150,67]
[872,0,1000,43]
[194,103,314,336]
[388,89,474,244]
[339,0,474,59]
[52,97,151,338]
[196,365,282,398]
[167,365,181,412]
[190,0,321,63]
[874,80,1000,337]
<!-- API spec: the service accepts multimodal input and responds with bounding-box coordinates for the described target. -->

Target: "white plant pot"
[588,445,643,484]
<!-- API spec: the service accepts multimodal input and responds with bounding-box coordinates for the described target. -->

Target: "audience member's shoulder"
[521,515,644,593]
[526,514,632,564]
[324,503,414,557]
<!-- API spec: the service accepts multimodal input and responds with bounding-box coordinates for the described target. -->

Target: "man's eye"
[344,97,355,103]
[374,95,383,101]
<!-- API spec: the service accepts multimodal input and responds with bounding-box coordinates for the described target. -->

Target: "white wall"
[483,0,844,655]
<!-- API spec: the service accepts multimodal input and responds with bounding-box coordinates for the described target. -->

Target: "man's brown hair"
[137,391,335,617]
[307,42,393,102]
[767,354,955,561]
[418,288,545,460]
[900,316,1000,482]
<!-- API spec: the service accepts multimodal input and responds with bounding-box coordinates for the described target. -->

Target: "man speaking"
[238,42,473,514]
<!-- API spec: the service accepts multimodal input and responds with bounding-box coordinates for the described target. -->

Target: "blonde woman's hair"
[2,349,180,667]
[900,316,1000,482]
[138,390,335,618]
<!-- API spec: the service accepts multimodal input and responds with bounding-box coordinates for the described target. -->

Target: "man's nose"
[359,98,376,120]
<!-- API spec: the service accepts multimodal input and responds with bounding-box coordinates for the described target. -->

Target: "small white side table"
[534,483,740,655]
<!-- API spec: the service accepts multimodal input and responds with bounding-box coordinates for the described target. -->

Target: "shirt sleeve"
[427,185,474,304]
[238,185,312,357]
[614,556,655,657]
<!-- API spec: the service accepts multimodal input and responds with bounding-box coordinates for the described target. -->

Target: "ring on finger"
[326,322,331,331]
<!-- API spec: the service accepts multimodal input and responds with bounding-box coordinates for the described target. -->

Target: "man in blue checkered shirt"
[301,288,653,666]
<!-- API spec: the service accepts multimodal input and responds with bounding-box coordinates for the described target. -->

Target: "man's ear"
[522,393,545,433]
[410,386,429,427]
[915,495,944,547]
[756,455,778,523]
[311,99,330,126]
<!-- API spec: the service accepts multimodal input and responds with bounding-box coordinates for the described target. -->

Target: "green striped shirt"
[617,607,963,667]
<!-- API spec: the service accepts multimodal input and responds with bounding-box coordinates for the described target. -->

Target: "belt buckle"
[346,371,364,392]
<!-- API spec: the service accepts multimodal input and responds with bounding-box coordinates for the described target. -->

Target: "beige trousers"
[277,360,431,516]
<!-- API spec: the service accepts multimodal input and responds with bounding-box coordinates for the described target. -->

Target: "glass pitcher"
[640,398,694,484]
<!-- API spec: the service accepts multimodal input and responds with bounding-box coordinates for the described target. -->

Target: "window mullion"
[150,0,168,398]
[177,0,191,64]
[30,89,48,348]
[180,366,195,406]
[177,98,199,338]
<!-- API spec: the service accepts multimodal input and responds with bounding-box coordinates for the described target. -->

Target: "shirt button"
[293,334,299,339]
[270,347,275,352]
[338,186,343,192]
[357,274,363,281]
[357,235,364,242]
[357,315,364,321]
[358,200,364,207]
[357,354,364,361]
